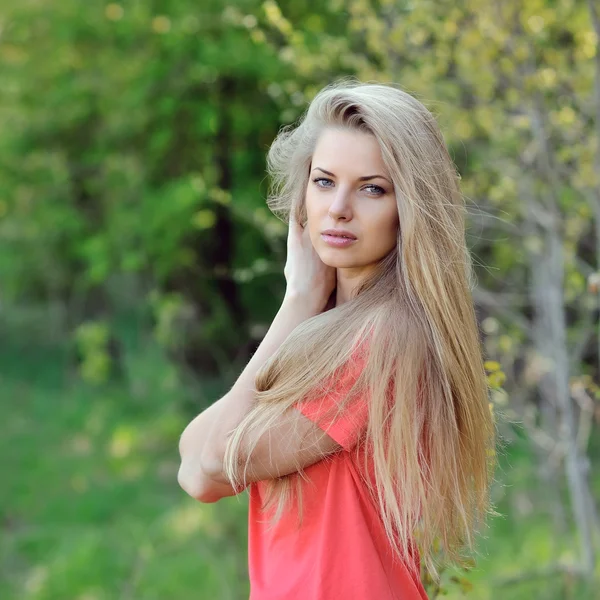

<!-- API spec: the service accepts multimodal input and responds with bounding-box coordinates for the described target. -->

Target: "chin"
[318,255,339,268]
[316,252,339,267]
[321,255,358,269]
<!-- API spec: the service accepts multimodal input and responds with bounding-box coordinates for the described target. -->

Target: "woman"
[178,79,496,599]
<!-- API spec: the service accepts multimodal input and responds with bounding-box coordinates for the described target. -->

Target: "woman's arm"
[177,293,320,501]
[178,216,337,502]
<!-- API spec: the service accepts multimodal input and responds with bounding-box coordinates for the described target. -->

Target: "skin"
[305,127,400,307]
[179,128,402,502]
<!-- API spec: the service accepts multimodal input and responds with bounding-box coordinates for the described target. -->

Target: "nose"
[328,186,353,220]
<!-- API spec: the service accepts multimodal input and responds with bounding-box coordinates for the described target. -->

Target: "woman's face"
[305,127,400,271]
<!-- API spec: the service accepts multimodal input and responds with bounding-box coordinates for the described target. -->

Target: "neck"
[335,268,369,307]
[334,256,390,308]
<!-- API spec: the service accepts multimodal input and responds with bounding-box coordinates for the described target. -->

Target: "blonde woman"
[178,79,496,599]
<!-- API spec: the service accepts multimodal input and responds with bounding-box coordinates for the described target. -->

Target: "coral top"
[247,357,429,600]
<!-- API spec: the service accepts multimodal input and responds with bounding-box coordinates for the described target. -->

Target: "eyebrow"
[312,167,392,185]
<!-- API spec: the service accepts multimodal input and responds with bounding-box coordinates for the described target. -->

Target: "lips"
[321,229,357,240]
[320,233,357,248]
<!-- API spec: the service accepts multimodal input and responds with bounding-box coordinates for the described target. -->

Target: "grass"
[0,338,249,600]
[1,332,598,599]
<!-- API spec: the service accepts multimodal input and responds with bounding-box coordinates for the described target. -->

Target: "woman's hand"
[283,216,336,314]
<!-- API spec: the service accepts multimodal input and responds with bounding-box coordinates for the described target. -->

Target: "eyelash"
[312,177,386,196]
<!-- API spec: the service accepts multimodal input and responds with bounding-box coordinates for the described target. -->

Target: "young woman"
[178,80,496,599]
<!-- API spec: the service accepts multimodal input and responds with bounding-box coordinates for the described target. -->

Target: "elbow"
[177,439,230,503]
[178,417,226,478]
[177,462,222,503]
[177,461,200,500]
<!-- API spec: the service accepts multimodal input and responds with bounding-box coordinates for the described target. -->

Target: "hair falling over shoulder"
[223,78,497,581]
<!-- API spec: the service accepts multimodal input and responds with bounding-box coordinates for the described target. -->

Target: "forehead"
[311,128,389,176]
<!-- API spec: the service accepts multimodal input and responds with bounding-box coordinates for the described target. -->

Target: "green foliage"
[74,321,113,385]
[0,0,292,368]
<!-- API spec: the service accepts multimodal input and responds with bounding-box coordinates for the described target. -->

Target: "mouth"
[321,233,358,247]
[321,231,357,240]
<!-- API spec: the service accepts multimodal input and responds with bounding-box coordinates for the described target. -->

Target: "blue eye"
[312,178,386,196]
[364,184,385,195]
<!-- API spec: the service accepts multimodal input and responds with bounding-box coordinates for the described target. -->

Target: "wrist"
[281,292,321,319]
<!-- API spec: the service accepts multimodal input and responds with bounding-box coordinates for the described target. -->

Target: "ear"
[291,203,307,229]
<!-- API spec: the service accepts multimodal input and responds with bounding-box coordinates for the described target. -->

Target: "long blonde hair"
[224,78,496,579]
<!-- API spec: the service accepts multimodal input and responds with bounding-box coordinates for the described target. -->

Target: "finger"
[287,214,299,246]
[289,214,303,232]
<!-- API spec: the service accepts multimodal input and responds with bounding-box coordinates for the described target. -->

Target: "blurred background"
[1,0,599,598]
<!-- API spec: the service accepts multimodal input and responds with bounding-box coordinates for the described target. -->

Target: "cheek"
[304,186,317,219]
[381,224,399,253]
[369,208,399,248]
[304,189,321,240]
